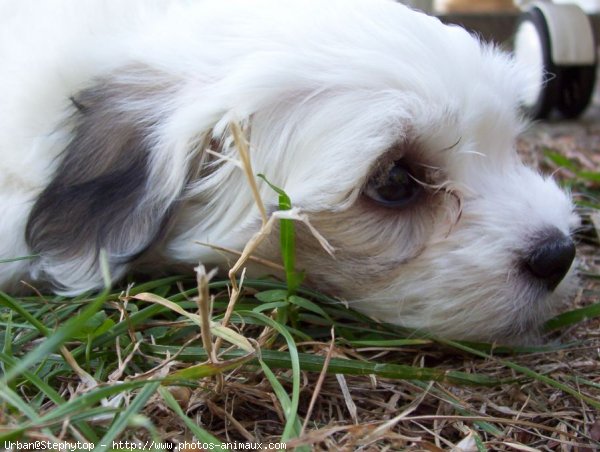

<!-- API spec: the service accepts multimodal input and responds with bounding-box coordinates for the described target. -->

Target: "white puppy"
[0,0,578,342]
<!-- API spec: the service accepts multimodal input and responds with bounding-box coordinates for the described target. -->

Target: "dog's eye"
[363,161,422,208]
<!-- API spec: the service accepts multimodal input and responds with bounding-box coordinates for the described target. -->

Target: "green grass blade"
[240,311,302,442]
[0,382,42,420]
[253,301,289,313]
[34,381,150,425]
[544,302,600,331]
[0,255,39,264]
[257,174,303,295]
[438,338,600,410]
[143,344,509,386]
[165,353,254,381]
[0,291,50,336]
[544,151,578,171]
[288,295,334,323]
[259,359,308,451]
[0,290,108,384]
[1,311,12,373]
[347,339,431,347]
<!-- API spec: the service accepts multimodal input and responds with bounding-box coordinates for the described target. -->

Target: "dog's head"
[23,0,577,341]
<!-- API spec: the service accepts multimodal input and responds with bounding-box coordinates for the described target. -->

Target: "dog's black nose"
[525,228,575,291]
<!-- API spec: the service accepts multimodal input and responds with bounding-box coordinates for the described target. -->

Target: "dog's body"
[0,0,578,342]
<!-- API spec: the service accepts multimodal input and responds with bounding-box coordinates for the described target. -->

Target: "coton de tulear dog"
[0,0,578,342]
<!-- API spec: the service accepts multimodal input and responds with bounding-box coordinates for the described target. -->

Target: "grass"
[1,127,600,450]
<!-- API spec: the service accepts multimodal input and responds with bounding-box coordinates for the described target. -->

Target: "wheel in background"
[514,7,559,120]
[514,3,597,120]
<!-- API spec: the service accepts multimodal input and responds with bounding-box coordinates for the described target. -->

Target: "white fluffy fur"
[0,0,578,342]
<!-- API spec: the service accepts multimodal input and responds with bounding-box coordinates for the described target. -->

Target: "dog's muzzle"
[524,227,576,291]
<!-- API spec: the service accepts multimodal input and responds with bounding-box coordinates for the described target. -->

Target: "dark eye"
[363,160,422,208]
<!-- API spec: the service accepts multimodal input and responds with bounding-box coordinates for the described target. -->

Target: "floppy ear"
[25,67,189,293]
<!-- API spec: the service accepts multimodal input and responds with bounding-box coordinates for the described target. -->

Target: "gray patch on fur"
[25,67,180,292]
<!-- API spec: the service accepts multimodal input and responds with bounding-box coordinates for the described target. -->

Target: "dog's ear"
[25,68,190,293]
